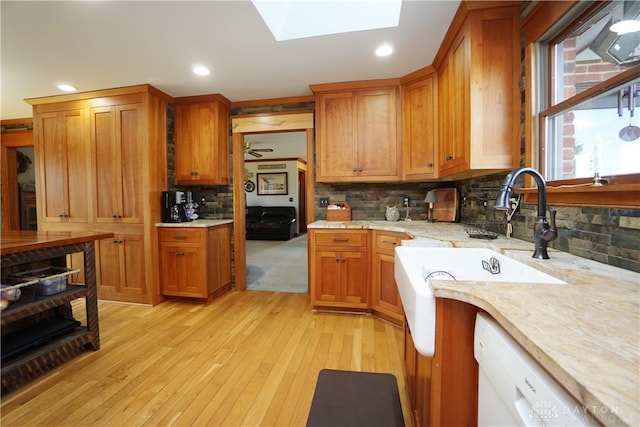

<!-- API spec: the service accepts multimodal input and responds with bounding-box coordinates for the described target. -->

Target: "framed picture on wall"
[257,172,288,195]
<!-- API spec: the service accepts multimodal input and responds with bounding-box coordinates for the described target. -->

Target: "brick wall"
[559,36,628,178]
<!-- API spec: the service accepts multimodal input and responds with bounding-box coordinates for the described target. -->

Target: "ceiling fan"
[244,141,274,158]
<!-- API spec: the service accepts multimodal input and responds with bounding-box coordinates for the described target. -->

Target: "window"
[541,1,640,181]
[523,0,640,208]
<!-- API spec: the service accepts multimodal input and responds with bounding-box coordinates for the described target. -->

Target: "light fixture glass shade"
[424,191,438,204]
[610,20,640,35]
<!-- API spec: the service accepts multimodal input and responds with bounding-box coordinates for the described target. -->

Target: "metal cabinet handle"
[176,252,185,257]
[341,258,346,262]
[333,238,349,242]
[446,155,453,161]
[381,240,397,246]
[173,235,188,240]
[427,162,433,167]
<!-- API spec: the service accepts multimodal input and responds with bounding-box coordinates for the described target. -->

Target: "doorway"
[243,131,308,292]
[231,112,315,292]
[1,127,35,231]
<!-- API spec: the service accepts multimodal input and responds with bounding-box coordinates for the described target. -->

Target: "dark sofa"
[246,206,297,240]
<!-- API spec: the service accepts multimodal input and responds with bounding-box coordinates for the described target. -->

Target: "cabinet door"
[316,92,358,180]
[404,318,432,427]
[341,250,369,306]
[357,88,399,179]
[414,351,433,427]
[403,322,417,408]
[91,104,143,224]
[174,103,195,183]
[313,249,342,303]
[208,224,232,291]
[160,244,205,298]
[174,102,229,185]
[36,109,89,223]
[372,252,403,321]
[402,75,437,180]
[439,26,470,175]
[96,234,146,298]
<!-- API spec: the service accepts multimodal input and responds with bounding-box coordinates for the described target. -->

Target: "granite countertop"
[309,220,640,426]
[155,219,233,228]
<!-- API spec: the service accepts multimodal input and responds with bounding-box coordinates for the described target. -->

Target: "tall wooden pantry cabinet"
[27,84,170,305]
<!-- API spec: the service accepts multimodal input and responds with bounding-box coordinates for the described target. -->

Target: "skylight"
[251,0,403,41]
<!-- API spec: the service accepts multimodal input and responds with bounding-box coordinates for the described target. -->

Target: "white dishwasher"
[474,313,598,426]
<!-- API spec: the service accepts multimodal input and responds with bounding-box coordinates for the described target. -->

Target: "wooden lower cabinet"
[404,298,480,427]
[309,228,405,325]
[310,230,369,309]
[371,230,407,324]
[158,224,231,301]
[96,233,147,303]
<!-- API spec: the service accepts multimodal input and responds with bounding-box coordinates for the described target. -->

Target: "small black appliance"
[161,191,190,223]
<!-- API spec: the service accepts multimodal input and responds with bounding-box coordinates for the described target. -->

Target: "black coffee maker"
[161,191,190,223]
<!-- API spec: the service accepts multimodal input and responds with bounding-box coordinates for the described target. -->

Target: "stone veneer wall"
[163,96,640,273]
[456,173,640,273]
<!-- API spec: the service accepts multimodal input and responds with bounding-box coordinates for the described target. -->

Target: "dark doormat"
[306,369,405,427]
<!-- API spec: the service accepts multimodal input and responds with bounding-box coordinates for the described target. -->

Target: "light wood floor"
[1,291,413,427]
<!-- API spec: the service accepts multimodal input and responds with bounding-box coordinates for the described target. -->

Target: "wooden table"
[1,230,113,394]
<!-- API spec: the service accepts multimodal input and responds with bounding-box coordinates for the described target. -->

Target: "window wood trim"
[519,174,640,209]
[523,1,640,209]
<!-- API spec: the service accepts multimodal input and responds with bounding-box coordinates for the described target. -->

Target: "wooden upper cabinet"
[27,84,171,306]
[35,109,90,224]
[401,69,438,181]
[312,81,401,182]
[91,103,143,224]
[315,91,358,180]
[174,95,231,186]
[436,4,520,178]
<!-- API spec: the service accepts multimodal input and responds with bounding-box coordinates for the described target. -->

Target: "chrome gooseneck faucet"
[494,167,557,259]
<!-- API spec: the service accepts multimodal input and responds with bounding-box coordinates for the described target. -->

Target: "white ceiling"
[1,0,460,121]
[244,131,307,160]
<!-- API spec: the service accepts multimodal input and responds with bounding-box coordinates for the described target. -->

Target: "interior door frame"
[1,125,34,231]
[231,112,315,291]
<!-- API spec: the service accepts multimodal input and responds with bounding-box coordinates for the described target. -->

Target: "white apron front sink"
[394,247,565,357]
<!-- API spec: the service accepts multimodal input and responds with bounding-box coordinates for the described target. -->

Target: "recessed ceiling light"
[610,20,640,35]
[192,65,210,76]
[57,83,77,92]
[375,44,393,57]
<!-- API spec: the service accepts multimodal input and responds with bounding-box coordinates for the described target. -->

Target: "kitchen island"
[1,230,113,394]
[309,220,640,426]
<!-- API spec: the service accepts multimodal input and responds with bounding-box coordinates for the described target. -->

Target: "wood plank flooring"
[1,291,413,426]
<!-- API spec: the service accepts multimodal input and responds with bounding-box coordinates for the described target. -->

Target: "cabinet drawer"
[375,232,406,253]
[314,231,367,247]
[158,228,202,243]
